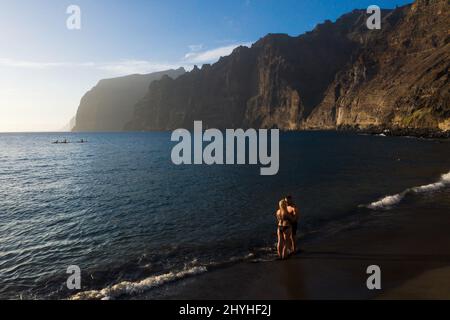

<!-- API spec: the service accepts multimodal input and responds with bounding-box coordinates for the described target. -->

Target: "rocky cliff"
[73,68,185,132]
[305,0,450,132]
[125,0,448,133]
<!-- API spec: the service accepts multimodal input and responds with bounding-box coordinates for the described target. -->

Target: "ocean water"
[0,132,449,299]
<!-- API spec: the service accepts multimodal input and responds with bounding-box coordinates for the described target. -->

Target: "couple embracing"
[275,195,300,259]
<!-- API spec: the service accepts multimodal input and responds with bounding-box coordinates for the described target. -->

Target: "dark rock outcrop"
[125,0,449,133]
[73,68,185,132]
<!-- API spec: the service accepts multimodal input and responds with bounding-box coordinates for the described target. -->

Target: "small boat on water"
[52,139,69,144]
[52,139,88,144]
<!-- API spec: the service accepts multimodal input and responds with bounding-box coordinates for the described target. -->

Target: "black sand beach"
[134,188,450,300]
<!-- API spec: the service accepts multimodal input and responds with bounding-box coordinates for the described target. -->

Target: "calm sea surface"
[0,132,449,299]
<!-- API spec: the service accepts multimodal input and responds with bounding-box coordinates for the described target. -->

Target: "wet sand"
[134,197,450,300]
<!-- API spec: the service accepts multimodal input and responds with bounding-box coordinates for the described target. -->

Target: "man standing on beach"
[286,195,299,254]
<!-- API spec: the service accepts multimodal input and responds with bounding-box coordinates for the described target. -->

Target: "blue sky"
[0,0,412,132]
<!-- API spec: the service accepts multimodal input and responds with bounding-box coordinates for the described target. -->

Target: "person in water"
[285,195,299,254]
[276,199,295,259]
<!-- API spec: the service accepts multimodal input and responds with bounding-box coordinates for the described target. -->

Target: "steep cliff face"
[126,0,449,132]
[243,25,359,129]
[126,49,260,130]
[73,68,185,132]
[305,0,449,131]
[126,17,363,131]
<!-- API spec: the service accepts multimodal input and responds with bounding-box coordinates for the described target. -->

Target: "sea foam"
[367,193,405,209]
[366,170,450,210]
[70,265,207,300]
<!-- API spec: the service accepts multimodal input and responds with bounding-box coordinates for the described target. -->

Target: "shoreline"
[2,128,449,140]
[131,188,450,300]
[339,126,450,139]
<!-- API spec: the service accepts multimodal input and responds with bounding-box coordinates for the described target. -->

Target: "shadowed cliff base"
[342,125,450,139]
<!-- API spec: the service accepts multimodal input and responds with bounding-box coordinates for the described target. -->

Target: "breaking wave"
[366,171,450,210]
[367,193,405,210]
[70,265,207,300]
[69,247,277,300]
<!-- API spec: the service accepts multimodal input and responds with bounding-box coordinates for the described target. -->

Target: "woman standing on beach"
[276,199,294,259]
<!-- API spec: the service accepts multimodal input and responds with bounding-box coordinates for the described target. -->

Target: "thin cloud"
[0,58,95,69]
[0,42,254,76]
[0,58,178,76]
[0,58,69,69]
[188,44,204,52]
[97,60,180,76]
[183,43,252,64]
